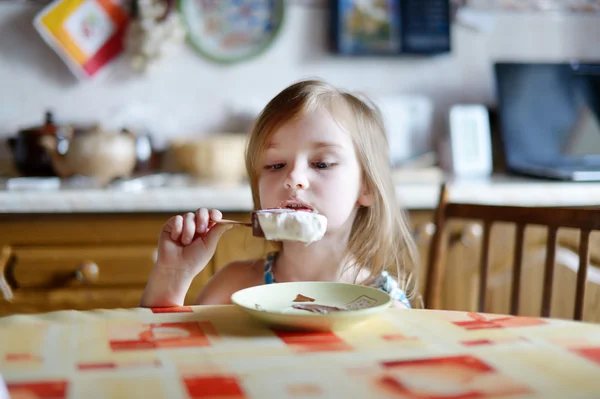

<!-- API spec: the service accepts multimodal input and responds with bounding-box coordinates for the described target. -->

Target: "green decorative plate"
[178,0,285,64]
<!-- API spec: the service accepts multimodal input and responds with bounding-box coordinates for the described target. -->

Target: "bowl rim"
[230,281,393,318]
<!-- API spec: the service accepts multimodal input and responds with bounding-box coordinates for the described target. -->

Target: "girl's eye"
[265,163,285,170]
[313,162,336,169]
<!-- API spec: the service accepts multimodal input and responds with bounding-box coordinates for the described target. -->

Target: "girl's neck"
[274,228,358,283]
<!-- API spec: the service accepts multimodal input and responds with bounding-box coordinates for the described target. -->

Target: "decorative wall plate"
[178,0,285,64]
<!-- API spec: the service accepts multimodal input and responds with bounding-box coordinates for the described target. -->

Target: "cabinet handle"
[74,261,100,284]
[0,246,13,301]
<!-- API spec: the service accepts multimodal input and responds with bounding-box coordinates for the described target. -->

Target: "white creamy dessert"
[255,209,327,244]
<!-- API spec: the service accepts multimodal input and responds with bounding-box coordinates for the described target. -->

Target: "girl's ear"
[358,182,374,207]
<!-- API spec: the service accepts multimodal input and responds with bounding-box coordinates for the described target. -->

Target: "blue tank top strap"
[264,252,277,284]
[370,271,411,309]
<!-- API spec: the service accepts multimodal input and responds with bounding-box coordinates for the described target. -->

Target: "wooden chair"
[425,183,600,320]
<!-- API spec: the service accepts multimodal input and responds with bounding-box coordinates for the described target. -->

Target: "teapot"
[7,111,59,177]
[40,125,138,185]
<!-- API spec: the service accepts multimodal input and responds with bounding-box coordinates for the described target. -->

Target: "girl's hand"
[155,208,232,277]
[140,208,232,308]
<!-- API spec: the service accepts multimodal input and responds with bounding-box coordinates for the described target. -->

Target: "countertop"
[1,172,600,213]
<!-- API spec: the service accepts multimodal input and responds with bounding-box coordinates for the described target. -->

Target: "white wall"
[1,2,599,154]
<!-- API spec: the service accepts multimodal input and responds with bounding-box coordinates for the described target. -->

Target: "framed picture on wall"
[331,0,401,55]
[330,0,451,56]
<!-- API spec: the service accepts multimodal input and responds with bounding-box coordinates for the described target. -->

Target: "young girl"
[140,79,419,309]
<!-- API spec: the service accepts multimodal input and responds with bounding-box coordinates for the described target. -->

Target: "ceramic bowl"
[231,281,392,332]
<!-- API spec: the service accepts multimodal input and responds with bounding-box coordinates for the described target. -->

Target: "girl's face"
[257,108,372,236]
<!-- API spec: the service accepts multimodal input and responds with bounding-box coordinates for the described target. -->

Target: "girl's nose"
[284,167,309,190]
[285,181,306,189]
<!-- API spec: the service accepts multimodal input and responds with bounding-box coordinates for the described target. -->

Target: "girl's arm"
[194,259,261,305]
[140,267,196,307]
[140,208,232,308]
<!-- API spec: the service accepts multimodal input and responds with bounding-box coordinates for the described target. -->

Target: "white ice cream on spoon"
[255,200,327,244]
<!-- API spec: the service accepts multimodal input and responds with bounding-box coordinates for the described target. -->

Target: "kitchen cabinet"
[0,213,216,315]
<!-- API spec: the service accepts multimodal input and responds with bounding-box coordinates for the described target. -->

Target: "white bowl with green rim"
[231,281,393,332]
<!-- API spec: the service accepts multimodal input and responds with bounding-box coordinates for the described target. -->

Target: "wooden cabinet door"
[10,245,157,288]
[0,213,213,314]
[0,288,146,315]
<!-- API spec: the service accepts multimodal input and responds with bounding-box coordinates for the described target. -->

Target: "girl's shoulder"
[214,258,264,283]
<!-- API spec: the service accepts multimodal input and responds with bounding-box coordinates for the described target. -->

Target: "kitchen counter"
[0,173,600,213]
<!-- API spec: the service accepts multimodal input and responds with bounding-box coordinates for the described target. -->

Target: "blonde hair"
[245,79,420,305]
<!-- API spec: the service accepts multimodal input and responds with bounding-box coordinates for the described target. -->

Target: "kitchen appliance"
[6,111,59,177]
[375,95,434,167]
[40,126,139,185]
[495,62,600,181]
[6,112,155,180]
[447,104,493,177]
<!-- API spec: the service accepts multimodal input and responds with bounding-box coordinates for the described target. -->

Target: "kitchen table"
[1,305,599,398]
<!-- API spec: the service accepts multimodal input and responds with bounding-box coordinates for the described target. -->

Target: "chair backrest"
[425,183,600,320]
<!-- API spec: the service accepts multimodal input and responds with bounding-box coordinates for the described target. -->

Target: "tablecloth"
[1,305,599,398]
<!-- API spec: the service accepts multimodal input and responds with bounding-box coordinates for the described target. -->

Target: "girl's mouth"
[278,200,315,212]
